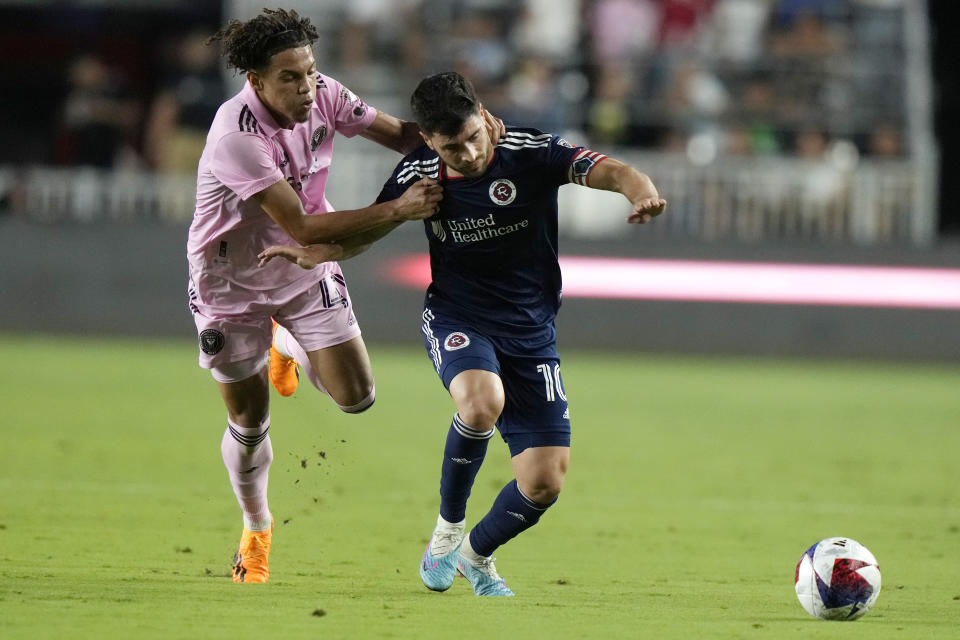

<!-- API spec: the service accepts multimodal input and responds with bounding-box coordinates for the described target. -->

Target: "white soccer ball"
[794,537,881,621]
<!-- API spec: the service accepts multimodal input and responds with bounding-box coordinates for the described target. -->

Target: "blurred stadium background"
[1,0,958,359]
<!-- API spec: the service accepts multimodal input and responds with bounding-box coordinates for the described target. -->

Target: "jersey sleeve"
[376,151,435,203]
[566,146,609,186]
[316,73,378,138]
[376,181,399,204]
[537,133,608,186]
[375,162,410,204]
[210,132,284,201]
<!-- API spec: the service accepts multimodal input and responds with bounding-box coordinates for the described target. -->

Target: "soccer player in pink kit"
[188,9,496,583]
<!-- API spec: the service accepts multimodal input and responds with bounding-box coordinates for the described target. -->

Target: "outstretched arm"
[258,242,343,270]
[251,176,441,245]
[359,112,424,154]
[585,157,667,224]
[258,218,402,268]
[257,173,440,269]
[360,106,505,155]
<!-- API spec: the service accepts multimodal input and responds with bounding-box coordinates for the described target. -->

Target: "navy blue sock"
[469,479,557,557]
[438,414,494,523]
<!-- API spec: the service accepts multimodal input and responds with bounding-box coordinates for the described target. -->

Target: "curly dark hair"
[207,8,318,72]
[410,71,479,137]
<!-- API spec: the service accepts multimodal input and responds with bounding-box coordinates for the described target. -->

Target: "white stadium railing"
[0,145,936,246]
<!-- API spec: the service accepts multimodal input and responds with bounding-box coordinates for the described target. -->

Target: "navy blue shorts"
[420,306,571,457]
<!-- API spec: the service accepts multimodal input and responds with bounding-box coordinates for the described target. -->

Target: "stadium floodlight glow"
[386,255,960,310]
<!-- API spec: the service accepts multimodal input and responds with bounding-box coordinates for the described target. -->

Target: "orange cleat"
[232,519,274,583]
[269,321,299,397]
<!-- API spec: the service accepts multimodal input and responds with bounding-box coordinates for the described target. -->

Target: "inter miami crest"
[199,329,224,355]
[311,125,327,152]
[489,179,517,206]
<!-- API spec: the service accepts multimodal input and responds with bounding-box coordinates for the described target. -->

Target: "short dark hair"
[208,8,318,73]
[410,72,480,137]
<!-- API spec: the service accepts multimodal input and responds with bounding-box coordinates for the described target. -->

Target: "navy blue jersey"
[377,127,607,336]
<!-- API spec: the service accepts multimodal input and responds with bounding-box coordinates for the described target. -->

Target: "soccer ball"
[794,537,881,621]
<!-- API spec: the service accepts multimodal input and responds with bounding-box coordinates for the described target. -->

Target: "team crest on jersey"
[444,332,470,351]
[489,179,517,206]
[311,125,327,151]
[556,137,574,148]
[199,329,224,355]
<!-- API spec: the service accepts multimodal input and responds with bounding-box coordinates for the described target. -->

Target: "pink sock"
[221,415,273,531]
[275,325,327,394]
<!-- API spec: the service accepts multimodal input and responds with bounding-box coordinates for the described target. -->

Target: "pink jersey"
[187,73,378,295]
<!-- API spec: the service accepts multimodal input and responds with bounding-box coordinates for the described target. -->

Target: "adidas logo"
[506,511,527,522]
[562,408,570,419]
[450,457,471,464]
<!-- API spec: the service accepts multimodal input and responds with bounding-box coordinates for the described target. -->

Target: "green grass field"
[1,334,958,639]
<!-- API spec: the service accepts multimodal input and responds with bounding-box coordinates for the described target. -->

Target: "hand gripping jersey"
[188,74,377,295]
[377,127,607,336]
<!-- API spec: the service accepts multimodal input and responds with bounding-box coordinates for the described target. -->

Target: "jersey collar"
[240,81,285,138]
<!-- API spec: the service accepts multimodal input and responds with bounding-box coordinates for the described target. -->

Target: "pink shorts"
[188,263,362,370]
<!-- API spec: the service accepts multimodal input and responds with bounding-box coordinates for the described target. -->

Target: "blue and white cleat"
[457,555,515,596]
[419,530,463,592]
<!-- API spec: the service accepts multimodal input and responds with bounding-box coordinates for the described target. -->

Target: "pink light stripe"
[386,255,960,310]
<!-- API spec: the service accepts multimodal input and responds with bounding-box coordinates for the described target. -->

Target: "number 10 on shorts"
[536,363,566,402]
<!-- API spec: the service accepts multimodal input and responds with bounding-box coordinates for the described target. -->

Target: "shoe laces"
[474,556,503,581]
[430,530,463,556]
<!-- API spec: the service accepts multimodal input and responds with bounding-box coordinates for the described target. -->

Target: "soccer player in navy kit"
[259,71,666,596]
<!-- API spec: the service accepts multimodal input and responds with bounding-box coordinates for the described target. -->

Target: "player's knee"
[337,383,376,414]
[229,411,270,431]
[521,472,565,505]
[226,403,270,430]
[456,397,503,430]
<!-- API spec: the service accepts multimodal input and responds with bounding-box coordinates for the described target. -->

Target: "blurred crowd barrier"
[0,144,934,245]
[0,0,939,246]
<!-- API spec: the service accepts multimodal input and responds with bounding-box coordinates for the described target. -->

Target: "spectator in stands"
[144,31,226,173]
[768,3,845,57]
[867,121,903,158]
[740,73,783,153]
[504,56,568,134]
[338,0,423,80]
[512,0,579,62]
[793,126,848,231]
[585,65,634,144]
[588,0,660,66]
[56,54,139,168]
[705,0,772,64]
[658,0,716,50]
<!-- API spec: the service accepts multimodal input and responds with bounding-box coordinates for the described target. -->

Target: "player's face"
[423,113,493,178]
[247,45,317,128]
